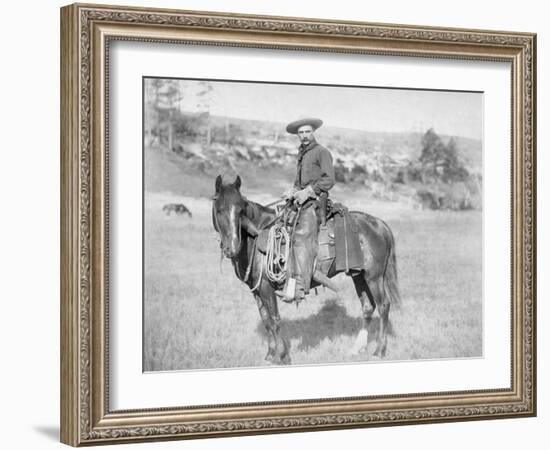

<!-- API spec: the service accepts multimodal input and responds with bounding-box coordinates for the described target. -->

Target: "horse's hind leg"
[353,271,376,320]
[350,271,376,355]
[369,277,390,358]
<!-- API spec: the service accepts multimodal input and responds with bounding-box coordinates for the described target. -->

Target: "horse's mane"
[243,197,276,228]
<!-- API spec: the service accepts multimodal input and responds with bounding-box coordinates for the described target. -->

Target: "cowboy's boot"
[275,275,305,304]
[274,242,309,303]
[275,277,297,302]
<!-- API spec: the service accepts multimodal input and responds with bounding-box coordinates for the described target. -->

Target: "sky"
[165,78,483,140]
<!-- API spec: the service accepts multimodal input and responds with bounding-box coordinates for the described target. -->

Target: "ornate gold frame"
[60,2,536,446]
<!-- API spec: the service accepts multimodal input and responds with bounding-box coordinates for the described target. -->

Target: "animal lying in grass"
[162,203,192,217]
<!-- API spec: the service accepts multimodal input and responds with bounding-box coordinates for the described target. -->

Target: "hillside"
[204,115,482,170]
[145,114,483,210]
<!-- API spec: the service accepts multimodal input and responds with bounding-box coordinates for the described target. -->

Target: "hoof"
[372,345,386,359]
[273,353,292,365]
[266,352,291,365]
[350,329,369,356]
[280,355,292,365]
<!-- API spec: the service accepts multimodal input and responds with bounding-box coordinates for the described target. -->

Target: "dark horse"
[212,175,401,365]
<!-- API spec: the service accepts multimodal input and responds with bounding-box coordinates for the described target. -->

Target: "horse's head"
[212,174,259,259]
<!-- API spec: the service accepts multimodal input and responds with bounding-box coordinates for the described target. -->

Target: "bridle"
[212,196,265,291]
[212,196,243,255]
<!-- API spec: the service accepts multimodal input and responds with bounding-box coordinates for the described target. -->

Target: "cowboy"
[276,118,335,303]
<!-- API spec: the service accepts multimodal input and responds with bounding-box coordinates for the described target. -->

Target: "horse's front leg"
[254,282,291,365]
[267,289,291,365]
[254,293,277,362]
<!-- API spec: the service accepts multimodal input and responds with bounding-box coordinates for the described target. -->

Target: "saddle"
[256,200,364,277]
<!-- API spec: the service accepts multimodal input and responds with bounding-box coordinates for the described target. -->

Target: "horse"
[212,174,401,365]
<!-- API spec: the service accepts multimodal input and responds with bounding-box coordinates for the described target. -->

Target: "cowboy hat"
[286,118,323,134]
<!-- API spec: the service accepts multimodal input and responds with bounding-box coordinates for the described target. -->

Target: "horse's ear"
[234,175,241,191]
[215,175,222,194]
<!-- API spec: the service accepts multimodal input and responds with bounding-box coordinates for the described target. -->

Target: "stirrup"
[275,277,297,302]
[275,277,305,303]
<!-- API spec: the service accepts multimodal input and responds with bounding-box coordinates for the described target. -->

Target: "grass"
[143,187,482,371]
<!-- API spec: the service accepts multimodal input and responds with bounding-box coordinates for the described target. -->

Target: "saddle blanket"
[333,211,364,272]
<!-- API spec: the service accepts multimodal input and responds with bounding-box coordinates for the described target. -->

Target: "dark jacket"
[293,139,335,195]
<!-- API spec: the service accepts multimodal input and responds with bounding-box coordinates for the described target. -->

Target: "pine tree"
[419,129,468,183]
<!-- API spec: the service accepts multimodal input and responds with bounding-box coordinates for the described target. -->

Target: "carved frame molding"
[61,3,536,446]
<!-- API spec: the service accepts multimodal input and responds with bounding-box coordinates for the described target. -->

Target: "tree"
[442,137,468,182]
[419,128,445,181]
[144,79,163,146]
[144,79,183,151]
[195,81,214,145]
[419,129,469,183]
[161,81,183,152]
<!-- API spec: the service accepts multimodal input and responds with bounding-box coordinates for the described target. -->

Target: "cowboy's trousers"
[290,205,318,294]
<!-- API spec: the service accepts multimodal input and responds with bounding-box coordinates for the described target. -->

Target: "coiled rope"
[265,223,290,284]
[244,222,289,293]
[244,204,301,293]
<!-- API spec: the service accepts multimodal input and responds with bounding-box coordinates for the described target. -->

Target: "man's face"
[297,125,314,145]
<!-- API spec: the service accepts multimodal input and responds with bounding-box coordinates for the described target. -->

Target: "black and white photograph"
[143,77,483,371]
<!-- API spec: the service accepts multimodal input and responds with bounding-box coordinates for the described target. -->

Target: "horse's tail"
[384,230,402,310]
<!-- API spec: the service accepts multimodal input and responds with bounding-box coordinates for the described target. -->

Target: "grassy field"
[143,185,482,371]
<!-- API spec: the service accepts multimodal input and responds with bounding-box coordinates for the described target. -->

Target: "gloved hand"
[283,186,298,200]
[294,185,316,205]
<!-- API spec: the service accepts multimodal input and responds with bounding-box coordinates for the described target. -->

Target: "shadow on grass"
[256,299,381,351]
